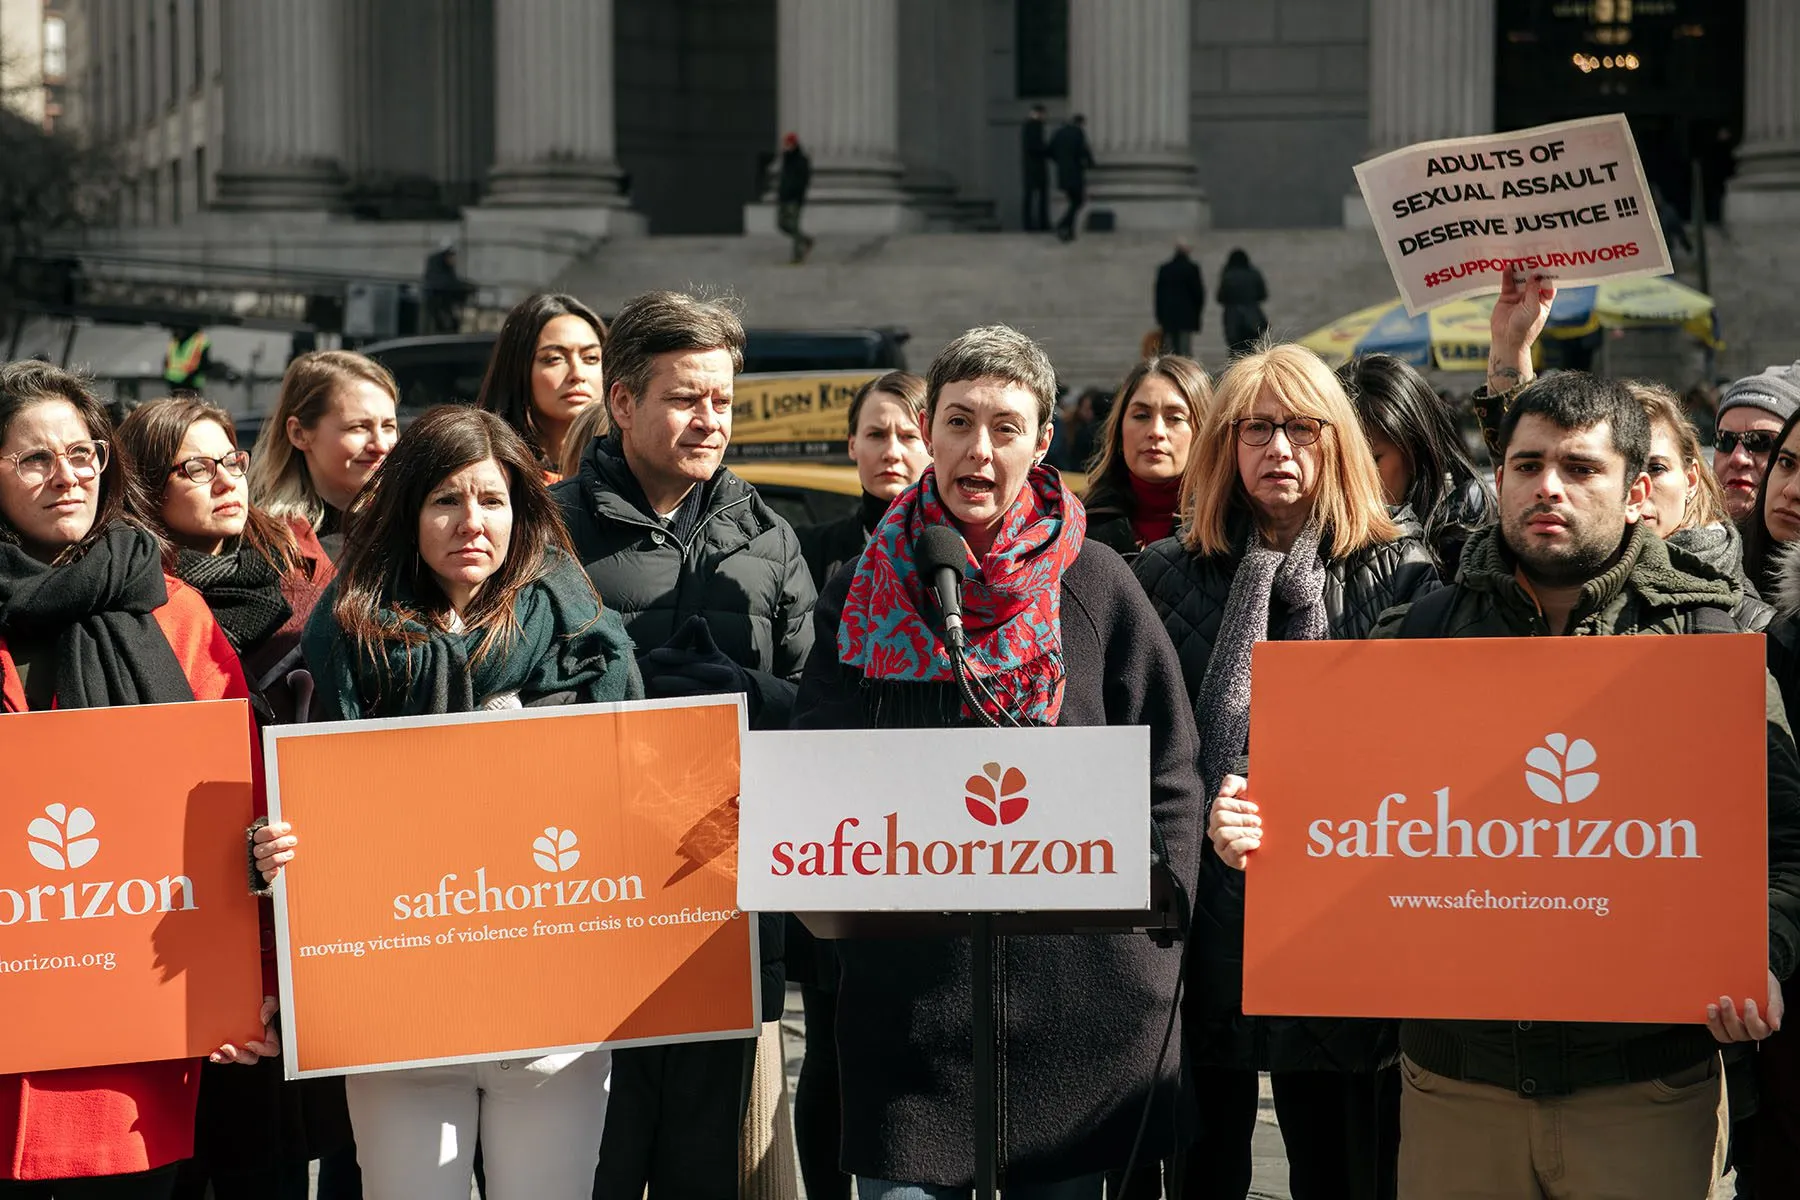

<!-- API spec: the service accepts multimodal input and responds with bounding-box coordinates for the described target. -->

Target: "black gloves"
[640,615,760,719]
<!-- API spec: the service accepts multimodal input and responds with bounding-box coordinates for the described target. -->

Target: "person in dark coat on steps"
[1047,114,1095,242]
[1216,250,1269,358]
[777,132,816,264]
[1021,104,1050,232]
[1154,242,1205,358]
[551,290,815,1200]
[1133,344,1439,1200]
[793,325,1204,1199]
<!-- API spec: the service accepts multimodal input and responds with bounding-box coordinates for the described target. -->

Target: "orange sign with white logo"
[1243,635,1768,1024]
[267,698,758,1078]
[0,701,262,1074]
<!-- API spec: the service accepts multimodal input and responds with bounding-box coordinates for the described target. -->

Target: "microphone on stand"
[919,525,970,657]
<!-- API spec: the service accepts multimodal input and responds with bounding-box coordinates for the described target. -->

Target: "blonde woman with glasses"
[1132,343,1438,1200]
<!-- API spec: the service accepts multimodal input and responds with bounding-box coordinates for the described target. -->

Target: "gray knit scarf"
[1195,515,1329,799]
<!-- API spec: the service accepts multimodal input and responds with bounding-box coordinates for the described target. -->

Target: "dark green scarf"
[302,549,638,719]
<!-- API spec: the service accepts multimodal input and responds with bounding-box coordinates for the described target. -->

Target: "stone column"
[898,0,958,223]
[213,0,348,210]
[1069,0,1207,231]
[480,0,642,233]
[748,0,918,235]
[1346,0,1495,226]
[1726,0,1800,223]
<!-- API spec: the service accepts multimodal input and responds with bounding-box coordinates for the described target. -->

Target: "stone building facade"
[58,0,1800,236]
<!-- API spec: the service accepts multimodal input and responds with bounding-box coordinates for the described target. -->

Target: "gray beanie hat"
[1718,361,1800,423]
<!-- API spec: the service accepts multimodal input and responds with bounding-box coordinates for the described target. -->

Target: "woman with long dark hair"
[1134,344,1438,1200]
[0,362,274,1197]
[261,406,637,1199]
[1082,355,1212,561]
[1738,404,1800,601]
[117,395,349,1200]
[1337,353,1495,574]
[792,325,1204,1199]
[476,292,607,480]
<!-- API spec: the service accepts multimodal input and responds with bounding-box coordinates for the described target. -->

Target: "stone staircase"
[552,223,1800,394]
[553,227,1395,392]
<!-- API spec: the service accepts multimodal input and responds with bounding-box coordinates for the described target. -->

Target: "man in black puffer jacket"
[1368,369,1800,1200]
[555,290,815,1200]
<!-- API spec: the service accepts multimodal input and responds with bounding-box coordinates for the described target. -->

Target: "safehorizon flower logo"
[1525,733,1599,805]
[27,804,99,871]
[966,763,1029,827]
[532,827,580,874]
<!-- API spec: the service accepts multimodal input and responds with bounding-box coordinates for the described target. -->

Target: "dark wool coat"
[792,541,1204,1188]
[1131,508,1439,1073]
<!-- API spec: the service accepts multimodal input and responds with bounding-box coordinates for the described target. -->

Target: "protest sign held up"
[0,701,262,1075]
[267,697,759,1078]
[1242,636,1767,1026]
[1354,114,1672,314]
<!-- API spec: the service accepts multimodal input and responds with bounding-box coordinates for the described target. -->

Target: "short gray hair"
[924,325,1057,432]
[606,290,746,403]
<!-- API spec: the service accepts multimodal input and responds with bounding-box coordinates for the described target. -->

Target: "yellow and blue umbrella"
[1300,277,1719,372]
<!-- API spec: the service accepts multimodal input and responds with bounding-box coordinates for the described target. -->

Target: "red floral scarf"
[836,465,1086,724]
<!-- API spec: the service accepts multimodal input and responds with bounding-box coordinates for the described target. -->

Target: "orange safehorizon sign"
[267,697,759,1078]
[1244,635,1768,1025]
[0,701,262,1074]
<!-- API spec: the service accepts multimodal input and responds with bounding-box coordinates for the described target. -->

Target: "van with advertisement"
[353,326,908,529]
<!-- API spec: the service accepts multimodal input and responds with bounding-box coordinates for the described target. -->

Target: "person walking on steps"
[777,133,816,265]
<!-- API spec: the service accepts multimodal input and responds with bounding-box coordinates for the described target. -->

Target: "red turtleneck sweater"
[1128,473,1182,547]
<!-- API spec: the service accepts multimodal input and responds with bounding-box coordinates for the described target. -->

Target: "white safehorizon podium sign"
[738,726,1151,913]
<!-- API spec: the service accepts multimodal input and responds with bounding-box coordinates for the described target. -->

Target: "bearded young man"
[1366,363,1800,1198]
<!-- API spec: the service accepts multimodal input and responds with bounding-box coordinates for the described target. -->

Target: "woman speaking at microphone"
[791,325,1205,1199]
[257,406,639,1199]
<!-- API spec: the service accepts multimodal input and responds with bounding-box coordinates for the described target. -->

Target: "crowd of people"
[1,273,1798,1200]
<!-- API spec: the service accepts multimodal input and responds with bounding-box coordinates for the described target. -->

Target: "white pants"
[345,1050,610,1200]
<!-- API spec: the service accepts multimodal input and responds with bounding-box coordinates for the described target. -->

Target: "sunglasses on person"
[166,450,251,485]
[1716,429,1781,456]
[1233,417,1330,447]
[0,440,108,486]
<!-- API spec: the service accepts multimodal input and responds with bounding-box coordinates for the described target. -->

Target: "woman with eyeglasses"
[116,396,350,1200]
[1738,405,1800,602]
[0,363,275,1198]
[1133,344,1437,1200]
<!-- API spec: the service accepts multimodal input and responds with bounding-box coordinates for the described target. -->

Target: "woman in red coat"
[0,363,275,1197]
[118,396,350,1200]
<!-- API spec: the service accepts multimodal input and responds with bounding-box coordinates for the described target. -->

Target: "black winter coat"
[1377,522,1800,1095]
[1132,509,1439,1073]
[553,435,816,1019]
[792,541,1204,1189]
[1046,122,1094,192]
[1216,264,1269,350]
[552,435,815,731]
[778,146,812,205]
[1155,252,1204,334]
[1021,116,1048,183]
